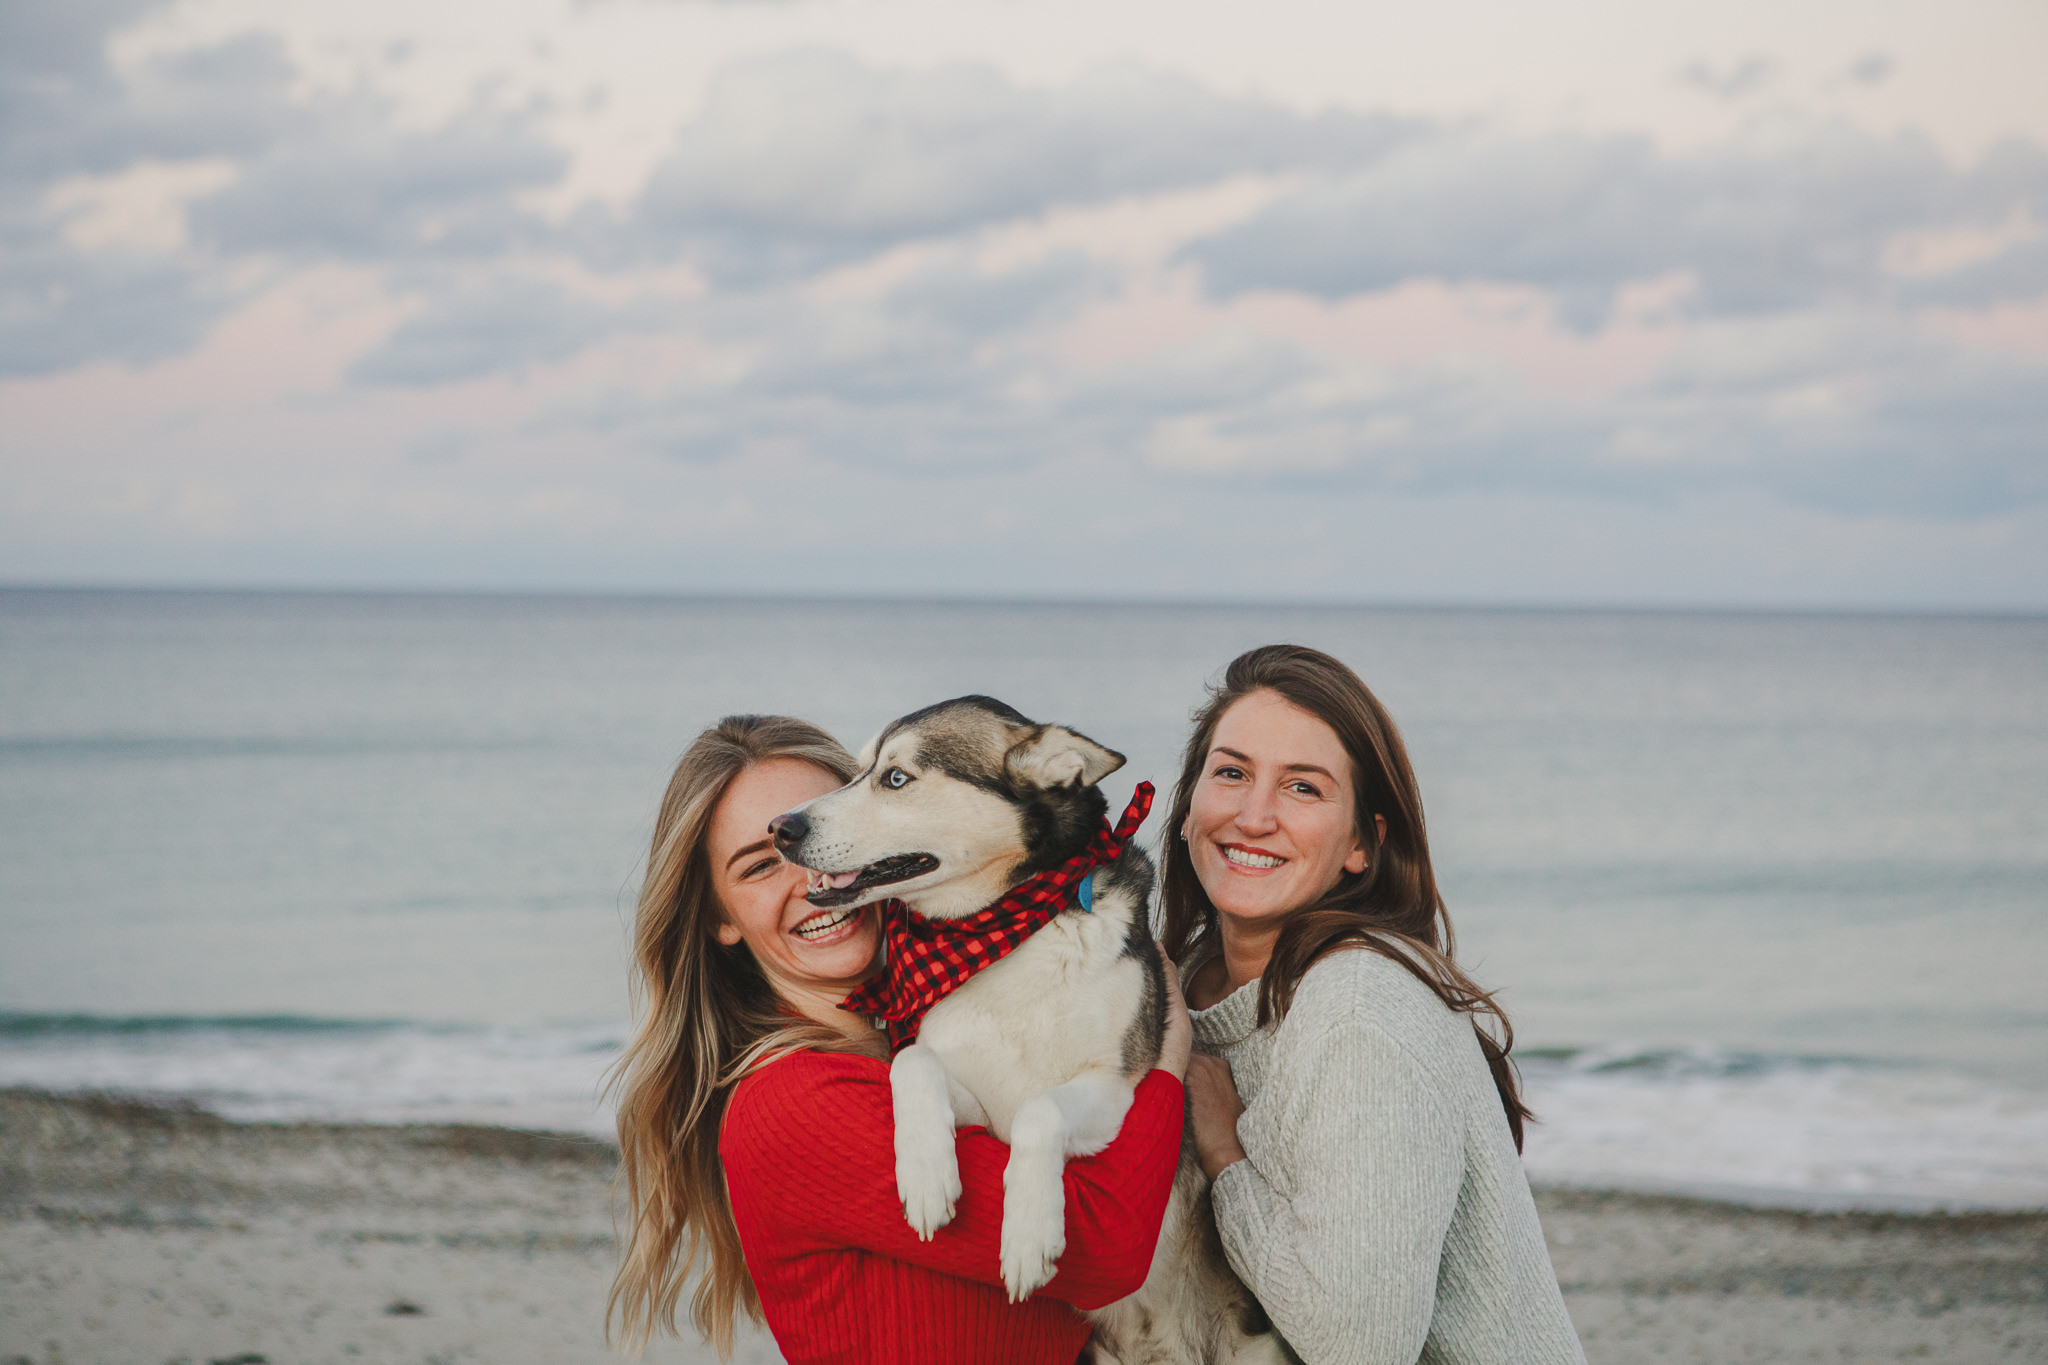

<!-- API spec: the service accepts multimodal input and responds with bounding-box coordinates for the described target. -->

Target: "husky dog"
[771,696,1281,1365]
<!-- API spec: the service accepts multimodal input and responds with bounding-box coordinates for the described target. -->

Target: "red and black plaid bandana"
[841,781,1155,1055]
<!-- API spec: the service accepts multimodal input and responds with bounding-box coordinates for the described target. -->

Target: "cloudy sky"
[4,0,2045,608]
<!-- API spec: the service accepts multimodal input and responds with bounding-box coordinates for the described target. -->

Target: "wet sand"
[3,1088,2043,1364]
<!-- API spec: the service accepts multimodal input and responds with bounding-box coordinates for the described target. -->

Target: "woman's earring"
[1179,826,1190,841]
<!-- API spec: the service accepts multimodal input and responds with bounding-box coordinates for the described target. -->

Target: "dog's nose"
[768,811,809,851]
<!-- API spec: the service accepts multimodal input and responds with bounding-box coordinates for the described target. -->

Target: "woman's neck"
[779,980,889,1058]
[1191,913,1284,1008]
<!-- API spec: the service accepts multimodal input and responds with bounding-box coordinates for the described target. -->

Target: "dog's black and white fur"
[772,696,1281,1365]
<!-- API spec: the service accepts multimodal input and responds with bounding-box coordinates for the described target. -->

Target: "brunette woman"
[1166,647,1584,1364]
[608,714,1189,1365]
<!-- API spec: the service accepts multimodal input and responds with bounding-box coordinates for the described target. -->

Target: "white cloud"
[626,47,1404,282]
[348,275,638,385]
[188,98,566,261]
[1185,121,2048,327]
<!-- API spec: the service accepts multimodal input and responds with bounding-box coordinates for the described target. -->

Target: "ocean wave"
[0,1015,628,1137]
[1519,1045,2048,1211]
[1518,1043,1886,1079]
[0,1011,398,1037]
[0,734,538,762]
[1456,859,2048,902]
[2,1019,2044,1209]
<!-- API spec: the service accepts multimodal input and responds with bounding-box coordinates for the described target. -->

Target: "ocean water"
[1,589,2044,1209]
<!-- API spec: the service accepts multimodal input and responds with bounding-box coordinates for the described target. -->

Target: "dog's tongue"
[825,871,859,889]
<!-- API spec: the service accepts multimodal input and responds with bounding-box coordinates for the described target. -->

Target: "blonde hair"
[607,715,862,1356]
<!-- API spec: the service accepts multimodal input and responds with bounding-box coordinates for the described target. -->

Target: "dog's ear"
[1005,725,1125,791]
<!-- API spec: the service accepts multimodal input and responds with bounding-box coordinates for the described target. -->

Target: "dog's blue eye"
[883,767,911,789]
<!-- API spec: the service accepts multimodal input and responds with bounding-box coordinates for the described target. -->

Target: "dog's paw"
[999,1209,1066,1301]
[896,1130,961,1240]
[999,1167,1067,1301]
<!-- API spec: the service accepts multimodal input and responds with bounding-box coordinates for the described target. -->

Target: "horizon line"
[3,579,2045,623]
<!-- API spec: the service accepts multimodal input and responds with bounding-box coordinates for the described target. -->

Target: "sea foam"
[4,1015,2045,1210]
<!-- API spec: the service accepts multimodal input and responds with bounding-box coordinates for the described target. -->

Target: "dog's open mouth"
[804,853,940,907]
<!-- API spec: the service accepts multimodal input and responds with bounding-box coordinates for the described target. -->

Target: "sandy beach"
[3,1088,2043,1365]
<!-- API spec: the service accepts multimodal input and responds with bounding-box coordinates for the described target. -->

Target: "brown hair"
[606,715,862,1355]
[1159,644,1533,1150]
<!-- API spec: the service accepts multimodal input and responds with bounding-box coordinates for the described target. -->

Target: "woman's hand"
[1156,957,1193,1081]
[1185,1053,1249,1181]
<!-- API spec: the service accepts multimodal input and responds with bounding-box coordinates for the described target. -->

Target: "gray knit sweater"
[1190,949,1585,1365]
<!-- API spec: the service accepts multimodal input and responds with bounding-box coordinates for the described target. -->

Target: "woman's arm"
[1205,1020,1464,1365]
[721,1051,1184,1310]
[1187,1052,1248,1178]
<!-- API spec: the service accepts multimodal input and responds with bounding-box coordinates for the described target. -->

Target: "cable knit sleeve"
[1209,1018,1464,1365]
[722,1050,1183,1310]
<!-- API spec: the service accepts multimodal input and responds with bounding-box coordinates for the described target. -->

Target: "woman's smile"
[1218,843,1287,872]
[790,904,864,942]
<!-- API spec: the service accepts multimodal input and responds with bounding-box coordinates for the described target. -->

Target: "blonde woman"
[609,714,1190,1365]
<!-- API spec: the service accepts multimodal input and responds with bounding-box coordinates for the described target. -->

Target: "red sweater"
[720,1050,1184,1365]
